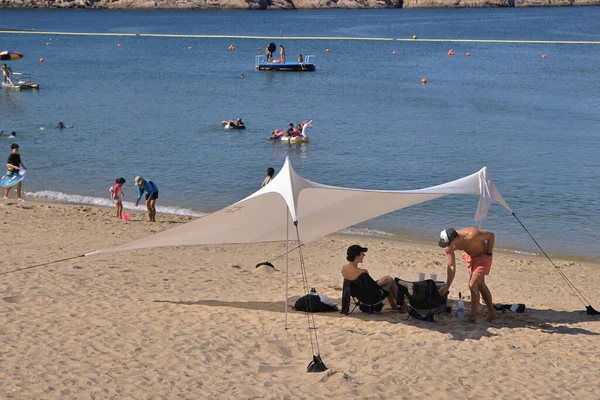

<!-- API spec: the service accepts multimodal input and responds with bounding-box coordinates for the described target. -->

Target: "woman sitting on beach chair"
[340,245,401,314]
[343,273,389,314]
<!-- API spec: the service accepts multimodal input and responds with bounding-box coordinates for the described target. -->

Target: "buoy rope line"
[1,30,599,45]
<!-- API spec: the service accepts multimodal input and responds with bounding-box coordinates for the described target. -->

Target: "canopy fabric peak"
[87,158,512,256]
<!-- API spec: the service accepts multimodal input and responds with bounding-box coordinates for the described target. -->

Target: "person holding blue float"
[3,143,26,201]
[134,176,158,222]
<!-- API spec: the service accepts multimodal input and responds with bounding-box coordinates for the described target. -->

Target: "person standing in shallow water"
[261,167,274,188]
[4,143,25,201]
[438,227,497,322]
[134,176,159,222]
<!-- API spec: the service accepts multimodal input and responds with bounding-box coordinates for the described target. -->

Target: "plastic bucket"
[122,213,130,221]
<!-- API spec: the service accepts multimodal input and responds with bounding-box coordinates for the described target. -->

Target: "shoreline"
[7,197,600,264]
[2,2,600,10]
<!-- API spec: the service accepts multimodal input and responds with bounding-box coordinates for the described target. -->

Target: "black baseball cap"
[438,228,458,248]
[347,245,368,259]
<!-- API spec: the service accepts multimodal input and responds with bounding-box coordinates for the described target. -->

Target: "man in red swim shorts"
[437,227,497,322]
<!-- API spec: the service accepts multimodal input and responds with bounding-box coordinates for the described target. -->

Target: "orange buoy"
[413,35,417,40]
[257,47,261,51]
[542,54,547,59]
[188,46,192,50]
[421,78,427,84]
[228,45,235,50]
[39,58,44,63]
[448,49,454,56]
[466,52,470,57]
[392,51,397,55]
[325,48,330,53]
[117,44,121,48]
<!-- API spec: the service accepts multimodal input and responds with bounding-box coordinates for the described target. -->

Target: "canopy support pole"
[293,221,327,373]
[285,208,289,329]
[512,212,599,315]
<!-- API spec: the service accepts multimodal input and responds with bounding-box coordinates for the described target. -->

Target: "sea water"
[0,8,598,259]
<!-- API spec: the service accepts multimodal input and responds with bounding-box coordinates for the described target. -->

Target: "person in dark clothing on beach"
[4,143,25,201]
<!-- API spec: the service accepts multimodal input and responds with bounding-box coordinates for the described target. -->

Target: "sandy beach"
[1,201,599,399]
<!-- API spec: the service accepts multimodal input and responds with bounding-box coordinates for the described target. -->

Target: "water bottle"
[457,292,465,319]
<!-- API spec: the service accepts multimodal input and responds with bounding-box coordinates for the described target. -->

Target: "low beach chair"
[395,278,448,322]
[341,273,389,315]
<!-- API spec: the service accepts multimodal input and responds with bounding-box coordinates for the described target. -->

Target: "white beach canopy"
[88,157,512,256]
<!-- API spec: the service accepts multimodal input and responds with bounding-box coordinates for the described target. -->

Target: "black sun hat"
[347,245,368,259]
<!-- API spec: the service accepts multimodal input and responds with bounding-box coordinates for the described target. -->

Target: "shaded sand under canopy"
[1,202,599,398]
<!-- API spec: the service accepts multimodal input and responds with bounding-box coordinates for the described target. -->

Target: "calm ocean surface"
[0,8,599,259]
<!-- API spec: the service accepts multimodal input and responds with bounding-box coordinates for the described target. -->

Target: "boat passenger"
[271,129,285,139]
[279,45,286,63]
[234,118,245,128]
[1,64,12,83]
[298,54,306,70]
[266,47,273,63]
[286,123,295,136]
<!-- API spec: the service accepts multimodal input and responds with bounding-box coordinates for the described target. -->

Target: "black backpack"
[293,293,338,313]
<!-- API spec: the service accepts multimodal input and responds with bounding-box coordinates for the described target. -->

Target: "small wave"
[340,227,395,237]
[512,250,539,256]
[26,190,207,218]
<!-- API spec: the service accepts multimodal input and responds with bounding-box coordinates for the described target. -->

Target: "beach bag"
[293,290,338,312]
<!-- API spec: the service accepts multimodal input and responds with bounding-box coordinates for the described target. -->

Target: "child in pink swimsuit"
[109,177,126,219]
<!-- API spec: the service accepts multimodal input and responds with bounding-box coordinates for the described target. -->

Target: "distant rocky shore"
[1,0,599,9]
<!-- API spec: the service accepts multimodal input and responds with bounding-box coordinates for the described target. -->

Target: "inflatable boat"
[221,120,246,130]
[268,120,312,143]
